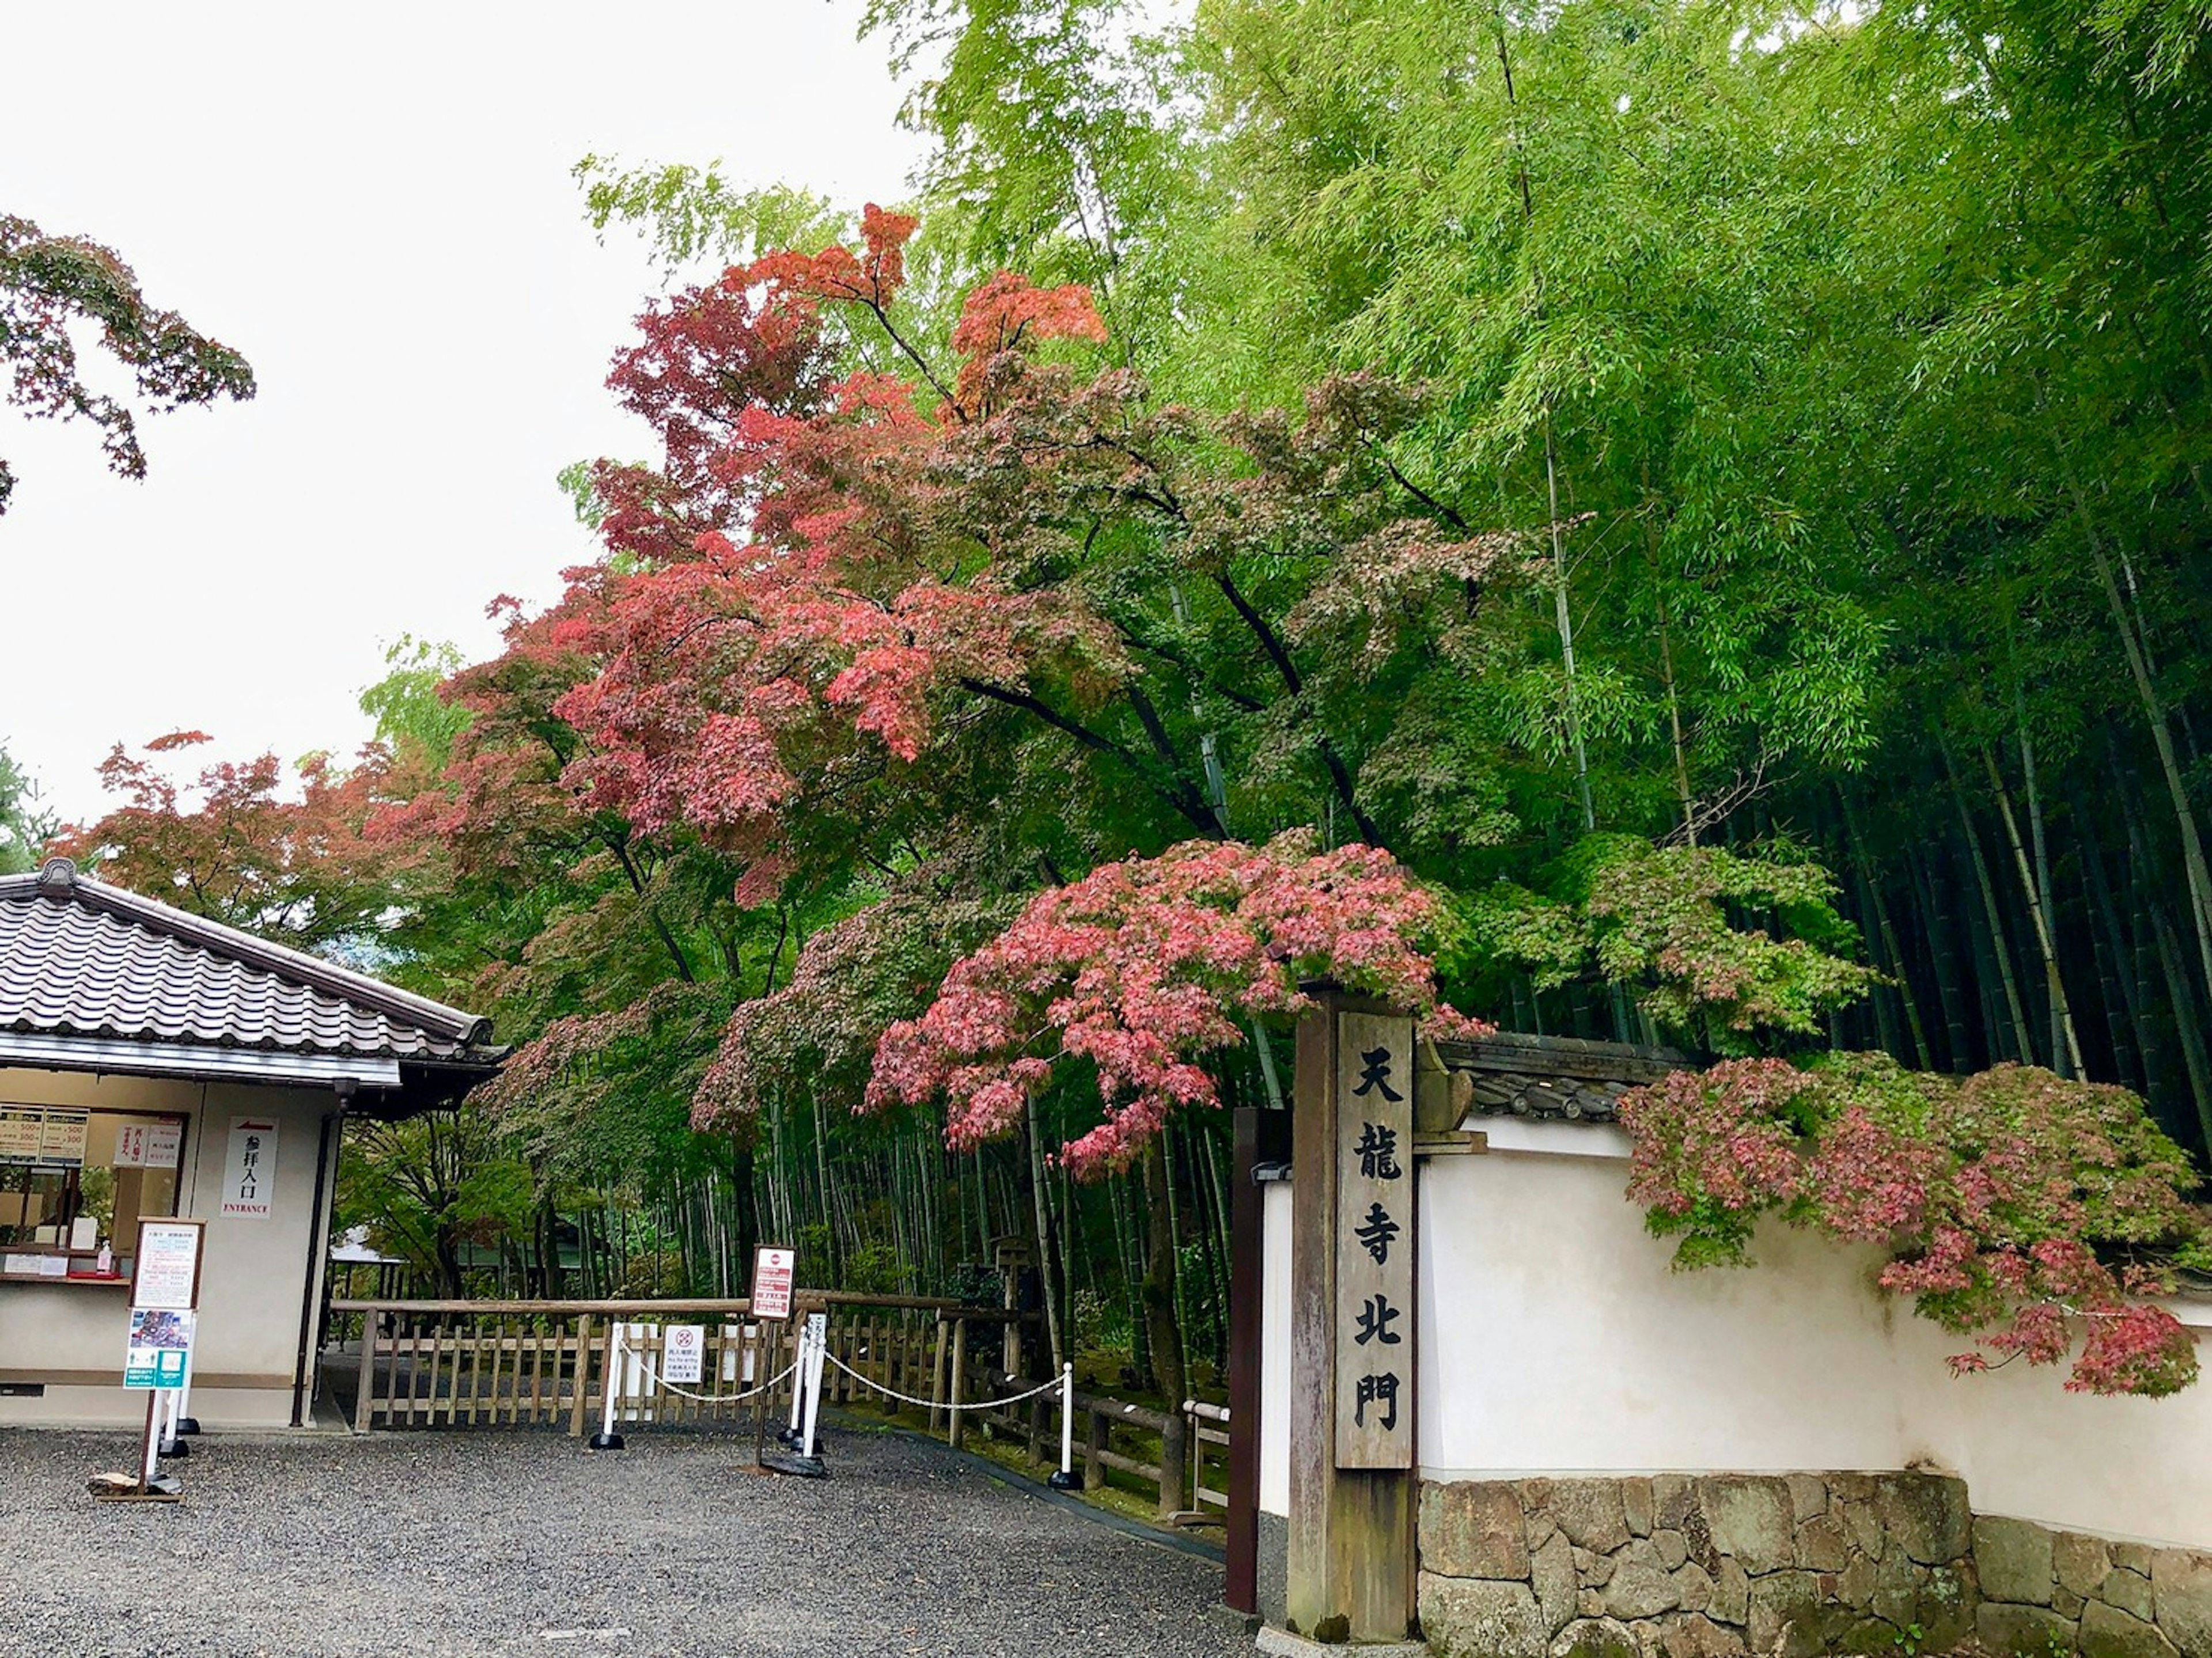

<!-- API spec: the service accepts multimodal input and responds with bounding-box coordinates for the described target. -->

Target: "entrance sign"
[663,1324,705,1384]
[123,1308,195,1388]
[752,1246,796,1321]
[221,1117,277,1218]
[1334,1010,1415,1470]
[132,1220,204,1312]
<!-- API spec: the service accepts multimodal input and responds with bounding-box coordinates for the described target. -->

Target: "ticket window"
[0,1110,184,1272]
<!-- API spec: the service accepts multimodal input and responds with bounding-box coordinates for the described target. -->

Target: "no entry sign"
[752,1246,796,1321]
[664,1324,704,1384]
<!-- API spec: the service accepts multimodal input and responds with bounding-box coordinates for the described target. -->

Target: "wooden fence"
[327,1293,1229,1523]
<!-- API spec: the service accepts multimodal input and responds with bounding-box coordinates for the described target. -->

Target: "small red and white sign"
[664,1324,704,1385]
[751,1246,796,1321]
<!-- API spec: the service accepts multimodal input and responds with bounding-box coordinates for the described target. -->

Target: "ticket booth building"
[0,856,501,1427]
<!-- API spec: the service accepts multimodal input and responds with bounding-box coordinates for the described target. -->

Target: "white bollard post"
[800,1318,826,1460]
[158,1386,188,1458]
[588,1326,626,1451]
[1049,1362,1078,1489]
[172,1367,199,1437]
[781,1319,809,1446]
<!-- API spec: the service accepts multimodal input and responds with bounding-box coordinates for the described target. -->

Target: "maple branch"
[1214,571,1382,845]
[957,677,1222,837]
[606,832,697,984]
[1364,438,1470,531]
[861,298,961,418]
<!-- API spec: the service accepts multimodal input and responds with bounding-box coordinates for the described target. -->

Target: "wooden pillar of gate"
[1283,985,1418,1644]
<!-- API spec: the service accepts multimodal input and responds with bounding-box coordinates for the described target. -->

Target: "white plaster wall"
[1257,1117,2212,1549]
[0,1067,338,1428]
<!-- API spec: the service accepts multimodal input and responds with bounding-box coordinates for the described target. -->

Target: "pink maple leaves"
[1620,1056,2206,1396]
[867,833,1488,1177]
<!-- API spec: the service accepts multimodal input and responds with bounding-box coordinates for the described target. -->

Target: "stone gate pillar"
[1283,983,1420,1645]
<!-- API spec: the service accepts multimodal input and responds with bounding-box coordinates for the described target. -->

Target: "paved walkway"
[0,1424,1252,1657]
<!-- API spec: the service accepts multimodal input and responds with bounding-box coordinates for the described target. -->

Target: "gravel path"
[0,1424,1253,1657]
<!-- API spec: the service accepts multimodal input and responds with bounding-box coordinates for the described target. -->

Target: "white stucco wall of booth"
[1257,1118,2212,1550]
[0,1066,340,1429]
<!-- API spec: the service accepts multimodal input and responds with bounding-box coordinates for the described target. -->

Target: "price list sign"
[1334,1010,1415,1470]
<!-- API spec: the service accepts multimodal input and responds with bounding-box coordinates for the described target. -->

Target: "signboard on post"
[221,1117,277,1218]
[751,1246,796,1321]
[133,1220,204,1313]
[1334,1010,1415,1471]
[663,1324,704,1385]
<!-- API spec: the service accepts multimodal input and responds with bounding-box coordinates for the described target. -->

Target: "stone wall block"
[1975,1515,2057,1606]
[1915,1562,1979,1652]
[1419,1573,1549,1658]
[1700,1477,1796,1576]
[1797,1513,1850,1573]
[1574,1546,1613,1588]
[1421,1481,1532,1581]
[1673,1562,1714,1615]
[1840,1492,1885,1562]
[1652,1613,1745,1658]
[1551,1480,1633,1554]
[1601,1561,1679,1621]
[1877,1474,1972,1565]
[1834,1554,1876,1613]
[1547,1615,1639,1658]
[1745,1570,1823,1658]
[2080,1599,2182,1658]
[1622,1478,1655,1540]
[1976,1601,2077,1654]
[2056,1531,2114,1600]
[1711,1558,1750,1627]
[2114,1542,2155,1576]
[2100,1566,2156,1622]
[1786,1475,1828,1522]
[1653,1475,1696,1532]
[1532,1531,1580,1636]
[1528,1508,1560,1554]
[2152,1548,2212,1658]
[1654,1530,1690,1573]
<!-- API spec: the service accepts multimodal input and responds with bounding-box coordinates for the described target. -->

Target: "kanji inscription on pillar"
[1335,1008,1415,1469]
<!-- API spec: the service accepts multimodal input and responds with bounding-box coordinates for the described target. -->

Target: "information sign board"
[133,1219,204,1311]
[145,1120,184,1169]
[752,1246,796,1321]
[663,1324,705,1385]
[123,1308,195,1389]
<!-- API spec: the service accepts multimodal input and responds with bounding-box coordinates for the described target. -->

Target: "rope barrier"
[641,1355,798,1406]
[819,1349,1065,1413]
[609,1331,798,1405]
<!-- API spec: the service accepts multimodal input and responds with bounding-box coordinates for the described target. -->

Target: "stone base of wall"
[1970,1515,2210,1657]
[1418,1473,2212,1657]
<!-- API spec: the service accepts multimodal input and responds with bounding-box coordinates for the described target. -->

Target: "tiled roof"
[0,857,498,1066]
[1434,1031,1690,1124]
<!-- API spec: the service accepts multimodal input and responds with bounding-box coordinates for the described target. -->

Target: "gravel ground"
[0,1424,1253,1658]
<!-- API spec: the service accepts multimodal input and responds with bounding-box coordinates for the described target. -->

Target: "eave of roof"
[0,857,502,1076]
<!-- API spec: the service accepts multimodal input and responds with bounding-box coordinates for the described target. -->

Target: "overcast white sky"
[1,2,927,823]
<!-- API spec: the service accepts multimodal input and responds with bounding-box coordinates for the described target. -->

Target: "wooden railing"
[327,1293,1226,1527]
[329,1294,1010,1436]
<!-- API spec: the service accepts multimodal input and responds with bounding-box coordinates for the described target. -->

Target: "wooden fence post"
[569,1313,595,1438]
[352,1303,380,1433]
[947,1316,968,1450]
[1084,1406,1107,1492]
[1158,1409,1188,1521]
